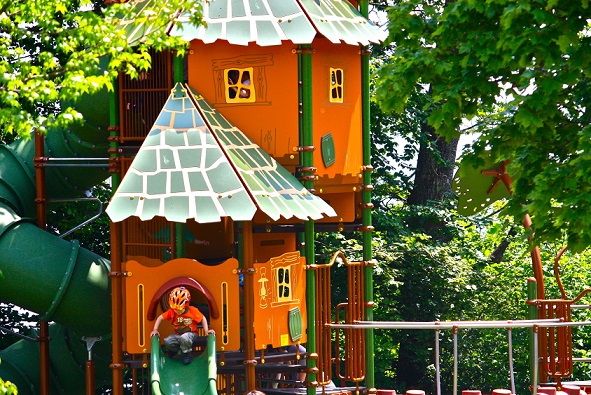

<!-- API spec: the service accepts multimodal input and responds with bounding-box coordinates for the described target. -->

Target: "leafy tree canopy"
[375,0,591,252]
[0,0,203,138]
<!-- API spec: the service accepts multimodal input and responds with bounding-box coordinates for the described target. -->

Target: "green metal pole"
[173,52,185,84]
[173,53,187,258]
[359,0,375,391]
[296,42,307,260]
[299,44,317,395]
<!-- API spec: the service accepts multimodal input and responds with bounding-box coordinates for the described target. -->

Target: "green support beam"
[359,0,375,391]
[299,44,318,395]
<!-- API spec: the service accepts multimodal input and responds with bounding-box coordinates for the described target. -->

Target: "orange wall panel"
[123,257,241,354]
[312,40,363,181]
[252,252,307,349]
[253,232,297,264]
[188,41,299,164]
[187,39,363,223]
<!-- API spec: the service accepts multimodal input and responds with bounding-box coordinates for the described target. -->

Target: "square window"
[225,68,256,103]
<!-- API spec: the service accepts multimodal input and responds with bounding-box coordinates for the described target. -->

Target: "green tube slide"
[0,323,113,394]
[0,84,115,394]
[0,205,111,334]
[151,334,218,395]
[0,79,216,394]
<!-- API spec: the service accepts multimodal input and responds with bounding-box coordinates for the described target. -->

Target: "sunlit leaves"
[0,372,17,395]
[376,0,591,251]
[0,0,204,139]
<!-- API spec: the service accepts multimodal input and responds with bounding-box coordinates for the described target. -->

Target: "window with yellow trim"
[275,267,292,303]
[330,68,343,103]
[225,68,256,103]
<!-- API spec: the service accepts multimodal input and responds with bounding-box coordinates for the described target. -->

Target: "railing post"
[435,327,441,395]
[533,325,539,395]
[508,328,515,394]
[527,277,538,391]
[452,326,458,395]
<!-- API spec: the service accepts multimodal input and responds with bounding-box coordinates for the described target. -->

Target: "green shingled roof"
[188,87,336,221]
[106,83,337,223]
[122,0,386,46]
[297,0,385,46]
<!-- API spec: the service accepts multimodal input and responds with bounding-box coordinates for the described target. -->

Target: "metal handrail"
[328,319,591,395]
[328,319,565,329]
[48,198,103,239]
[0,325,39,342]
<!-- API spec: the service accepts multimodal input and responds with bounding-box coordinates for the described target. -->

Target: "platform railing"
[329,318,591,395]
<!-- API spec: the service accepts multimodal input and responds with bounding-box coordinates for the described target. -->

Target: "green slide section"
[0,324,113,394]
[0,203,111,335]
[151,334,218,395]
[0,81,113,394]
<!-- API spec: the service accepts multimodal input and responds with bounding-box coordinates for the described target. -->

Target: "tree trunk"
[407,124,458,206]
[395,122,459,392]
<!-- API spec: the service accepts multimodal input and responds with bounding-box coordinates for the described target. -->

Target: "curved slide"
[0,84,115,394]
[151,333,218,395]
[0,69,219,393]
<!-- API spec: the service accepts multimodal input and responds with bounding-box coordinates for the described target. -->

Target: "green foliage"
[0,366,17,395]
[46,181,112,257]
[339,61,591,388]
[373,204,525,392]
[0,0,203,139]
[0,305,36,350]
[320,201,591,393]
[375,0,591,252]
[369,47,424,207]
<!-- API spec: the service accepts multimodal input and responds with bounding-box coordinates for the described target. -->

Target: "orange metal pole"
[524,214,545,300]
[110,220,125,394]
[241,221,256,391]
[38,322,50,395]
[86,360,96,395]
[34,130,51,395]
[109,74,124,394]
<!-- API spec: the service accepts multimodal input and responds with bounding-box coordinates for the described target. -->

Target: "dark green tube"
[0,324,113,395]
[0,203,111,335]
[0,82,113,394]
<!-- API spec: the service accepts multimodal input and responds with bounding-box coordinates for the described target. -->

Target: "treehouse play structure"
[0,1,386,394]
[1,1,590,395]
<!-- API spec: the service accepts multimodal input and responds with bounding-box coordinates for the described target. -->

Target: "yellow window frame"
[225,67,256,103]
[330,67,344,103]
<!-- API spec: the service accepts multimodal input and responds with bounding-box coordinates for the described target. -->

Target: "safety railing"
[118,49,173,142]
[328,318,591,395]
[314,251,367,388]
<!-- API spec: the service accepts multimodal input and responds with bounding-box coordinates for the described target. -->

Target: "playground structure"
[1,1,591,395]
[0,1,385,394]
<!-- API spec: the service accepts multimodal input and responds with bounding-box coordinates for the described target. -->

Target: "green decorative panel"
[288,307,303,342]
[289,0,387,45]
[170,0,317,46]
[106,84,257,223]
[321,133,336,168]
